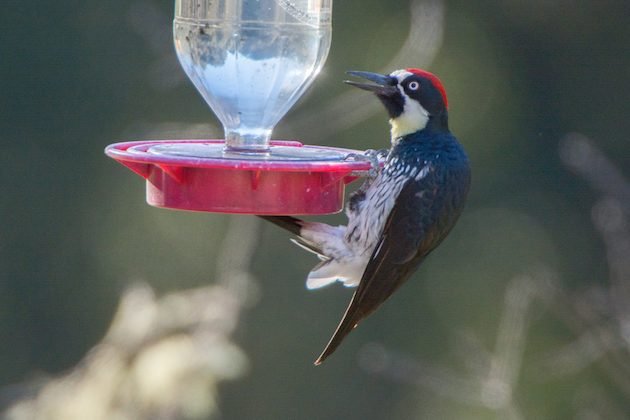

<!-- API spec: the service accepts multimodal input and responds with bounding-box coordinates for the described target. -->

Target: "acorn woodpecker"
[260,68,471,365]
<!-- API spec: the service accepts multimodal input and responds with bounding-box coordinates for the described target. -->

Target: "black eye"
[408,81,420,91]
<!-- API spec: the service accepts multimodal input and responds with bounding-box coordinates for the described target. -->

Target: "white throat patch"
[388,70,430,142]
[390,93,430,141]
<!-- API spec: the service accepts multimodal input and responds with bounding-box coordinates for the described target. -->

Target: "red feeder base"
[105,140,372,215]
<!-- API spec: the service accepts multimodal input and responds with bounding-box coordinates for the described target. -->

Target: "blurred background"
[2,0,630,418]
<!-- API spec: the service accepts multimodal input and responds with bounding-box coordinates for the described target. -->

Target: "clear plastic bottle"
[174,0,332,152]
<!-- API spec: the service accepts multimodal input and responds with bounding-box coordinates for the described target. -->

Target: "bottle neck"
[224,129,272,153]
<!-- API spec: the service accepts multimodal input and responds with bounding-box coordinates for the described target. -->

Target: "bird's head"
[345,68,449,140]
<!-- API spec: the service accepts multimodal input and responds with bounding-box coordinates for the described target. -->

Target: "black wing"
[314,170,461,365]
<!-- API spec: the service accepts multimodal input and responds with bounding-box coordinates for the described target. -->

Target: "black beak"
[344,71,399,96]
[344,70,405,119]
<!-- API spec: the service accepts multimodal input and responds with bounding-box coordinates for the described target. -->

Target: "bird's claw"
[345,149,387,180]
[364,148,389,161]
[363,149,388,178]
[344,149,388,180]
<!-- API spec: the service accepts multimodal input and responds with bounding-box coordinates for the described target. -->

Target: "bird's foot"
[363,149,388,178]
[364,148,389,161]
[345,149,387,180]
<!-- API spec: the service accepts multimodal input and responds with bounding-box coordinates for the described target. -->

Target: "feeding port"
[106,140,371,214]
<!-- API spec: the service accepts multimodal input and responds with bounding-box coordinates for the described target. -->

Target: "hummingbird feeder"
[105,0,373,215]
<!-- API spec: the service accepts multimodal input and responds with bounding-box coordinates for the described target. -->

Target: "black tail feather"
[257,216,304,236]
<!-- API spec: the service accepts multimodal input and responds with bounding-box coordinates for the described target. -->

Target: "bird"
[260,68,471,365]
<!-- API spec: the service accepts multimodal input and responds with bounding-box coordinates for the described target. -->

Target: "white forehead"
[390,70,413,82]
